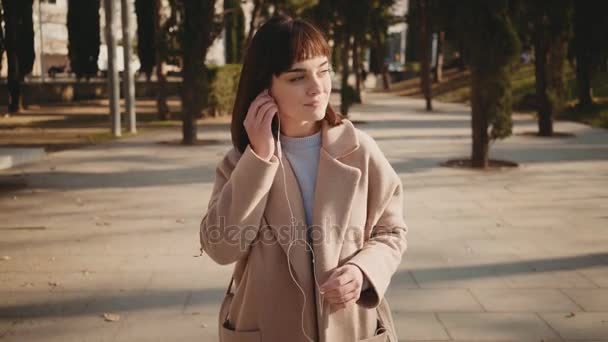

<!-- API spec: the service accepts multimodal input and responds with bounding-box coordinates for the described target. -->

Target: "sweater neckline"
[279,131,321,149]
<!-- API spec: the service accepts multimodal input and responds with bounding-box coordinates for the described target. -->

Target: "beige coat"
[200,119,408,342]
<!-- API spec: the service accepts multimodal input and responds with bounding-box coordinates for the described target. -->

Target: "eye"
[290,75,305,82]
[319,69,330,75]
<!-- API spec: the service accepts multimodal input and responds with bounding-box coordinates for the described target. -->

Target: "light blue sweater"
[279,131,322,227]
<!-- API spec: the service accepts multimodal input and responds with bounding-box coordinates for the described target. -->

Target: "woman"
[200,15,407,342]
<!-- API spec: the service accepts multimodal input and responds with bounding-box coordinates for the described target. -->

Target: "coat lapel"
[263,119,362,336]
[265,154,315,291]
[311,119,361,279]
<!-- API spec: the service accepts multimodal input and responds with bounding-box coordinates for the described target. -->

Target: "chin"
[312,111,326,121]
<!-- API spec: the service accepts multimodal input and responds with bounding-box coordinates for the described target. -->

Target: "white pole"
[104,0,121,137]
[38,0,45,82]
[121,0,136,133]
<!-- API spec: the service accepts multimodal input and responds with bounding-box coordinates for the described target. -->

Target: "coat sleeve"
[346,136,408,309]
[199,145,279,265]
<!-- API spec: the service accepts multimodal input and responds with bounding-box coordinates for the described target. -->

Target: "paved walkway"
[1,93,607,341]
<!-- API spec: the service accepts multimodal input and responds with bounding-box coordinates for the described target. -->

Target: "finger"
[254,101,276,125]
[323,284,359,303]
[323,280,359,300]
[321,272,354,293]
[325,290,359,307]
[336,287,360,304]
[244,100,266,126]
[321,267,348,287]
[255,89,270,102]
[336,296,358,308]
[261,105,277,127]
[246,96,273,123]
[260,102,277,121]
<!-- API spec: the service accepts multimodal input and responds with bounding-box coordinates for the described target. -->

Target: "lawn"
[430,63,608,129]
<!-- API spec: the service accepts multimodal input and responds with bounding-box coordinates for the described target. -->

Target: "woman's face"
[269,55,332,125]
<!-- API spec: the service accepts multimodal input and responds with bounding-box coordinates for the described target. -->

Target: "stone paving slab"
[470,288,582,312]
[1,93,607,341]
[392,313,450,341]
[540,312,608,340]
[561,289,608,312]
[437,313,561,341]
[0,147,46,170]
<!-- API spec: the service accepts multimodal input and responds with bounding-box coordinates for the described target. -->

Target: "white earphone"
[275,110,324,342]
[272,91,386,340]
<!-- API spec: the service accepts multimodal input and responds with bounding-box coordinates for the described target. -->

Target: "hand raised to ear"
[244,89,278,161]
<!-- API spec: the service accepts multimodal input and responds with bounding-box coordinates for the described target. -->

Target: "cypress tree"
[2,0,35,112]
[67,0,101,80]
[135,0,155,79]
[224,0,244,64]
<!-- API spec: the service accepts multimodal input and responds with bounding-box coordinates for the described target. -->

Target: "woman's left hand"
[319,264,364,310]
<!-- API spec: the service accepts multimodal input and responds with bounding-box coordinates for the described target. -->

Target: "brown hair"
[230,15,343,154]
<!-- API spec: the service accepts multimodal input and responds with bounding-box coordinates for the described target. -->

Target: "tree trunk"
[340,29,351,115]
[370,32,390,90]
[4,0,35,113]
[457,39,466,71]
[470,70,489,168]
[180,0,215,145]
[244,0,262,51]
[224,0,245,64]
[353,36,362,103]
[576,52,593,107]
[181,23,203,144]
[573,1,594,107]
[548,34,568,110]
[6,12,21,114]
[381,63,391,90]
[0,4,5,76]
[154,0,170,120]
[417,0,432,111]
[534,30,553,136]
[434,31,444,83]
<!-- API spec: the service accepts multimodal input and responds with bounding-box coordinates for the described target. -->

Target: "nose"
[307,75,324,96]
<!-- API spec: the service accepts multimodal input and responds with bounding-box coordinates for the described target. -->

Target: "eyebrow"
[284,61,329,74]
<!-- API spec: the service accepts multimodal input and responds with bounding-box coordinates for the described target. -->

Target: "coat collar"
[320,118,359,159]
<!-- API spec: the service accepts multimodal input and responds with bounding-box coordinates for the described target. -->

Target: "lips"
[304,100,322,107]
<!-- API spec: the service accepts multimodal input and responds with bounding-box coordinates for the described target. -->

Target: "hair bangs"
[290,21,330,64]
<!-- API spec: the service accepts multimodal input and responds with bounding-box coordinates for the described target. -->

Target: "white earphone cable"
[277,117,324,342]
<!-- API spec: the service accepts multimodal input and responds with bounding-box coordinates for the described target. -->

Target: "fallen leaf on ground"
[565,312,576,318]
[103,313,120,322]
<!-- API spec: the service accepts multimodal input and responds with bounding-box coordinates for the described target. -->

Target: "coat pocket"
[219,322,262,342]
[359,329,388,341]
[358,318,389,341]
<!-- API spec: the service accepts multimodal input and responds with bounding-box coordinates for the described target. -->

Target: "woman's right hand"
[244,89,278,161]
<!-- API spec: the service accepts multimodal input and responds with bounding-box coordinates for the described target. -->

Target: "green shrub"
[206,64,242,116]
